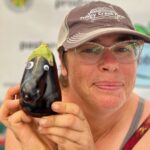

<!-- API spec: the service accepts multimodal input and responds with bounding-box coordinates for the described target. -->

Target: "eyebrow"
[116,35,133,41]
[91,35,133,44]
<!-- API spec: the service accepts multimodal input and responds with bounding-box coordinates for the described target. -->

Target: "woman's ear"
[58,48,69,87]
[60,62,68,76]
[58,47,68,76]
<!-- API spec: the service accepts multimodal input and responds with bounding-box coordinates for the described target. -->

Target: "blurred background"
[0,0,150,149]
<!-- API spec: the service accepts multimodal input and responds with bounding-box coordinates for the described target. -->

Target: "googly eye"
[26,61,34,70]
[43,64,49,71]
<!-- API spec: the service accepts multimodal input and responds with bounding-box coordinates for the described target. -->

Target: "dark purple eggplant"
[20,43,61,117]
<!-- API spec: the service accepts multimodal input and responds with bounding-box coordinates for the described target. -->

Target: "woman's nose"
[97,50,119,72]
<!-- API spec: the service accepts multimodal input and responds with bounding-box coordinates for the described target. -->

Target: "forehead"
[91,34,133,45]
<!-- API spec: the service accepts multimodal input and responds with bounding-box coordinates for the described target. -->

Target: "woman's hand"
[0,85,56,150]
[37,102,96,150]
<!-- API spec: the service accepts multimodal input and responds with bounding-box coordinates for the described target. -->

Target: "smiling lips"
[94,81,124,91]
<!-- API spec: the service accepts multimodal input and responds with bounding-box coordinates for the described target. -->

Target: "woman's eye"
[43,65,49,71]
[82,48,94,53]
[115,47,130,53]
[81,47,102,54]
[26,61,34,70]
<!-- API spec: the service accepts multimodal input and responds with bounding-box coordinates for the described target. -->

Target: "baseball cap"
[57,1,150,51]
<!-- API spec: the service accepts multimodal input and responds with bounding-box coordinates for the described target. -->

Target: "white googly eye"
[26,61,34,70]
[43,64,49,71]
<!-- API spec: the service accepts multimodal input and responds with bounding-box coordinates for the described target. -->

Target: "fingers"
[0,85,31,127]
[0,99,20,119]
[36,102,95,149]
[46,135,81,149]
[0,99,31,127]
[37,102,91,145]
[4,85,20,100]
[39,127,82,145]
[38,114,84,131]
[51,102,85,120]
[0,85,21,125]
[8,110,32,125]
[38,122,93,149]
[37,102,86,132]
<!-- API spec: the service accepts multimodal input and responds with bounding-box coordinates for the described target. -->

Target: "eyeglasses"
[74,40,144,64]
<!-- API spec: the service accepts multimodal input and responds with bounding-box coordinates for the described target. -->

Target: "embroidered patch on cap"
[80,6,125,22]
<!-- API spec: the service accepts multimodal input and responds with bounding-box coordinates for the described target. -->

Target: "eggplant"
[20,43,61,117]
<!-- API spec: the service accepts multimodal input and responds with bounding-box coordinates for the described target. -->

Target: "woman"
[1,1,150,150]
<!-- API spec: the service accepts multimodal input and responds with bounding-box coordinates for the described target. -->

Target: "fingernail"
[52,102,60,110]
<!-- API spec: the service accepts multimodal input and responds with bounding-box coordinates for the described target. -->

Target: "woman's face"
[61,34,138,112]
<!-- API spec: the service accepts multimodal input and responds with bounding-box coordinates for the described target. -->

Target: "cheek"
[67,58,94,95]
[68,64,91,87]
[122,63,137,95]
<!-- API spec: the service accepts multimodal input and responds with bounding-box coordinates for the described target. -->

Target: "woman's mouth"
[93,81,124,91]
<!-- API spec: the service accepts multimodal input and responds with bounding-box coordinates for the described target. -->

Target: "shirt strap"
[120,97,144,149]
[122,113,150,150]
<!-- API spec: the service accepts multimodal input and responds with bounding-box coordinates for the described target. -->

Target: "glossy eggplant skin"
[20,55,61,117]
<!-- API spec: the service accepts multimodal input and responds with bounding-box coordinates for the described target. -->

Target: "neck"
[86,107,124,142]
[83,94,138,142]
[62,88,138,142]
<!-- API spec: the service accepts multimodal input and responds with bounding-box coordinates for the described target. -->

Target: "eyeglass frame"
[67,39,144,64]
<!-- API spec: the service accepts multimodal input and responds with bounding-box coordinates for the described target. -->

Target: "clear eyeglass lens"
[112,41,142,61]
[76,43,103,62]
[75,40,144,64]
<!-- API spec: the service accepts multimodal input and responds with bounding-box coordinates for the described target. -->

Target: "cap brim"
[64,27,150,50]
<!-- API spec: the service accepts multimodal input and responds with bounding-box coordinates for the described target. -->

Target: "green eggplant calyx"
[28,43,54,66]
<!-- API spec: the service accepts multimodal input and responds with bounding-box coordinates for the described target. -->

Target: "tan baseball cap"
[57,1,150,51]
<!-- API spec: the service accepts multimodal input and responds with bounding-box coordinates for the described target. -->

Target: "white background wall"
[0,0,150,102]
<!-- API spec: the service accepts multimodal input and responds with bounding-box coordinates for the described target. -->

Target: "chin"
[94,93,126,112]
